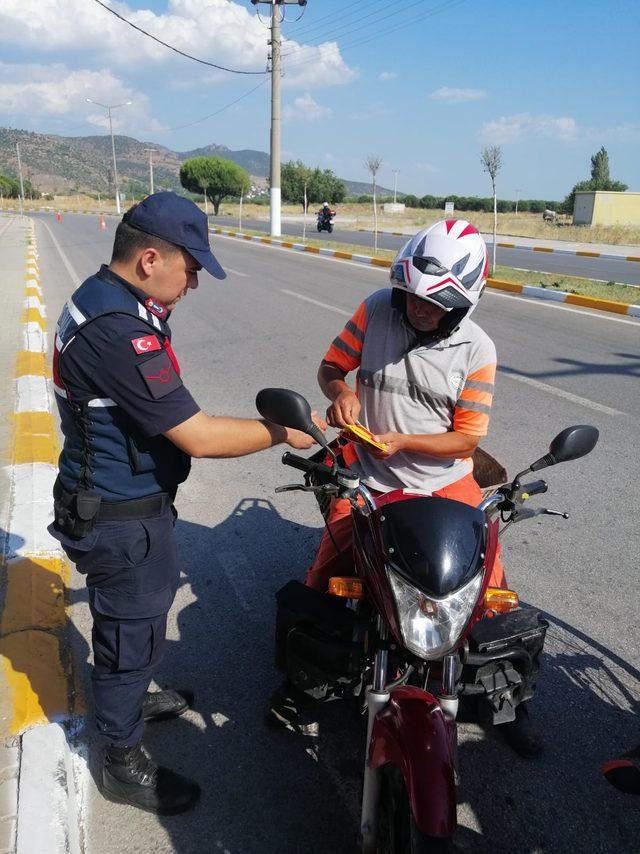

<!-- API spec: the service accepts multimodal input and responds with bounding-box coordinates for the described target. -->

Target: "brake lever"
[275,483,339,495]
[542,508,569,519]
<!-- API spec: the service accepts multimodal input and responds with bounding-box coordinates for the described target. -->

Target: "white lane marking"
[485,289,640,326]
[16,376,50,412]
[280,288,351,316]
[499,372,623,417]
[39,217,81,288]
[217,231,640,326]
[223,266,249,278]
[5,462,60,556]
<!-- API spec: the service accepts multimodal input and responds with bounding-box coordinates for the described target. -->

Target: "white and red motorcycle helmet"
[390,219,489,339]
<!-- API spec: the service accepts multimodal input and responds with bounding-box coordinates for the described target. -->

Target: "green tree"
[180,156,250,215]
[281,160,346,208]
[590,146,610,187]
[562,146,628,213]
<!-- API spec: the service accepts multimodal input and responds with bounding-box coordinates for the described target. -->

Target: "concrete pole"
[515,187,522,215]
[269,0,282,237]
[393,170,399,204]
[16,143,25,217]
[107,108,121,215]
[144,149,156,195]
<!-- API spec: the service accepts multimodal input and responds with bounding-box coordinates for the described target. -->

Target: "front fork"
[360,628,459,852]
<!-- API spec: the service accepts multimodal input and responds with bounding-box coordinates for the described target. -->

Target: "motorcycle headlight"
[387,568,483,660]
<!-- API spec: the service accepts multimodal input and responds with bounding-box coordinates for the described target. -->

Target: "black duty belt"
[54,477,173,522]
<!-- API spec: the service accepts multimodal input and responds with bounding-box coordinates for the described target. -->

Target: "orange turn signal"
[328,577,364,599]
[483,587,519,614]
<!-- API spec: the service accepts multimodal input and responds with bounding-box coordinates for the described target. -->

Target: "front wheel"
[328,223,333,233]
[375,766,452,854]
[317,223,322,232]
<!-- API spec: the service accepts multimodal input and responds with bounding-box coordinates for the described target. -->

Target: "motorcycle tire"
[317,224,322,232]
[328,224,333,233]
[375,765,452,854]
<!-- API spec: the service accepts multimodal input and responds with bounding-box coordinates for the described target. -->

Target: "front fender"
[369,686,456,837]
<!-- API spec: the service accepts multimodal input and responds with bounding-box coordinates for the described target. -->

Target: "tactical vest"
[53,269,191,501]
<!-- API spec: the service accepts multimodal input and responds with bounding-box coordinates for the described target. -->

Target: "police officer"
[49,192,318,814]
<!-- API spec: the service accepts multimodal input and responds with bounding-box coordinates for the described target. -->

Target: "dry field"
[3,197,639,247]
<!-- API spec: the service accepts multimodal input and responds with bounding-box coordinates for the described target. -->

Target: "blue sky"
[1,0,639,200]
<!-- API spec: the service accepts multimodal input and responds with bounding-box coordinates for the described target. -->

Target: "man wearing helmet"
[307,218,502,590]
[305,220,540,756]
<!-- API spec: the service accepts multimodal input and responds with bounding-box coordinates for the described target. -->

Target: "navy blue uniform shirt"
[59,267,200,437]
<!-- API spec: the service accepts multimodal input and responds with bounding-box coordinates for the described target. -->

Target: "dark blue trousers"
[56,507,179,746]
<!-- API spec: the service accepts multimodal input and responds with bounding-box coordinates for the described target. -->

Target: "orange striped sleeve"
[453,362,496,437]
[323,301,368,373]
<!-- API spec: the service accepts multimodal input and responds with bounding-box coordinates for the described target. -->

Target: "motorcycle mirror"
[255,388,331,452]
[529,424,599,473]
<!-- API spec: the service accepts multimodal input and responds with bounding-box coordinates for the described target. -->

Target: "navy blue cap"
[124,191,226,280]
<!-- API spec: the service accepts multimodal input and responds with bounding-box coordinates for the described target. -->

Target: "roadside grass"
[212,226,640,306]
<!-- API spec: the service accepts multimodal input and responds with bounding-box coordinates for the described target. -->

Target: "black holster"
[53,478,102,540]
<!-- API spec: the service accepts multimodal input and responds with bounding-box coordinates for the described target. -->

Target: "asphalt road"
[212,213,640,286]
[33,211,639,853]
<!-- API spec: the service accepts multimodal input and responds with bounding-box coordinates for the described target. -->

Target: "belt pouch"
[55,488,102,539]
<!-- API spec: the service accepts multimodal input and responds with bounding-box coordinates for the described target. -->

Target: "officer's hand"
[326,390,361,428]
[285,428,316,450]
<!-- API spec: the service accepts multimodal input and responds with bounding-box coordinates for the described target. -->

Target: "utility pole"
[16,143,25,217]
[252,0,307,237]
[515,187,522,215]
[144,148,157,195]
[86,98,132,215]
[392,169,400,204]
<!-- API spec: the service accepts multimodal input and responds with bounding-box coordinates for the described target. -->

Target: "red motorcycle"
[257,388,598,852]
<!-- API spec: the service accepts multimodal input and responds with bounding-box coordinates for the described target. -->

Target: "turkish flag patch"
[137,351,183,399]
[131,334,161,355]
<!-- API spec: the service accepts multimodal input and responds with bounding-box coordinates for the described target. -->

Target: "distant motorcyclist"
[316,202,335,233]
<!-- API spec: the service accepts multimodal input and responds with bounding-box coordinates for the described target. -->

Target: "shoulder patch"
[137,351,183,399]
[131,334,161,355]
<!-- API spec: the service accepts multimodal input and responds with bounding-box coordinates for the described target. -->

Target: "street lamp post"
[86,98,132,215]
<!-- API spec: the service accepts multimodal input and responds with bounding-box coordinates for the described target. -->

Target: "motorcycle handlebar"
[281,451,333,477]
[519,479,548,500]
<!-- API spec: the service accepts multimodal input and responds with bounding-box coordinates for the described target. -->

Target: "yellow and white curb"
[355,226,640,264]
[210,227,640,320]
[0,222,85,854]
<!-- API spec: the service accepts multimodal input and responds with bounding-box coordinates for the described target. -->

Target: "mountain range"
[0,127,395,197]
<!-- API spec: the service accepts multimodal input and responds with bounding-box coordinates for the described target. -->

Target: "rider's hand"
[326,390,361,428]
[367,432,407,459]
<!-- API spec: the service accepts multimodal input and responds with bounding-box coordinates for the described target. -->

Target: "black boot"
[498,705,543,759]
[143,689,193,723]
[101,742,200,814]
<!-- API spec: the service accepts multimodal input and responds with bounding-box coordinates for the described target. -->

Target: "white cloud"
[0,0,355,89]
[283,93,331,123]
[478,112,578,144]
[379,71,398,81]
[416,162,438,174]
[0,62,164,134]
[429,86,487,103]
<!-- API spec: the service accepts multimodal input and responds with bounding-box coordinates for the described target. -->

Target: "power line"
[92,0,268,75]
[290,0,383,39]
[282,0,466,70]
[153,79,269,133]
[284,0,416,50]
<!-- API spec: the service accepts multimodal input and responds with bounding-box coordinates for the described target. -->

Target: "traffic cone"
[99,214,106,231]
[56,211,62,223]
